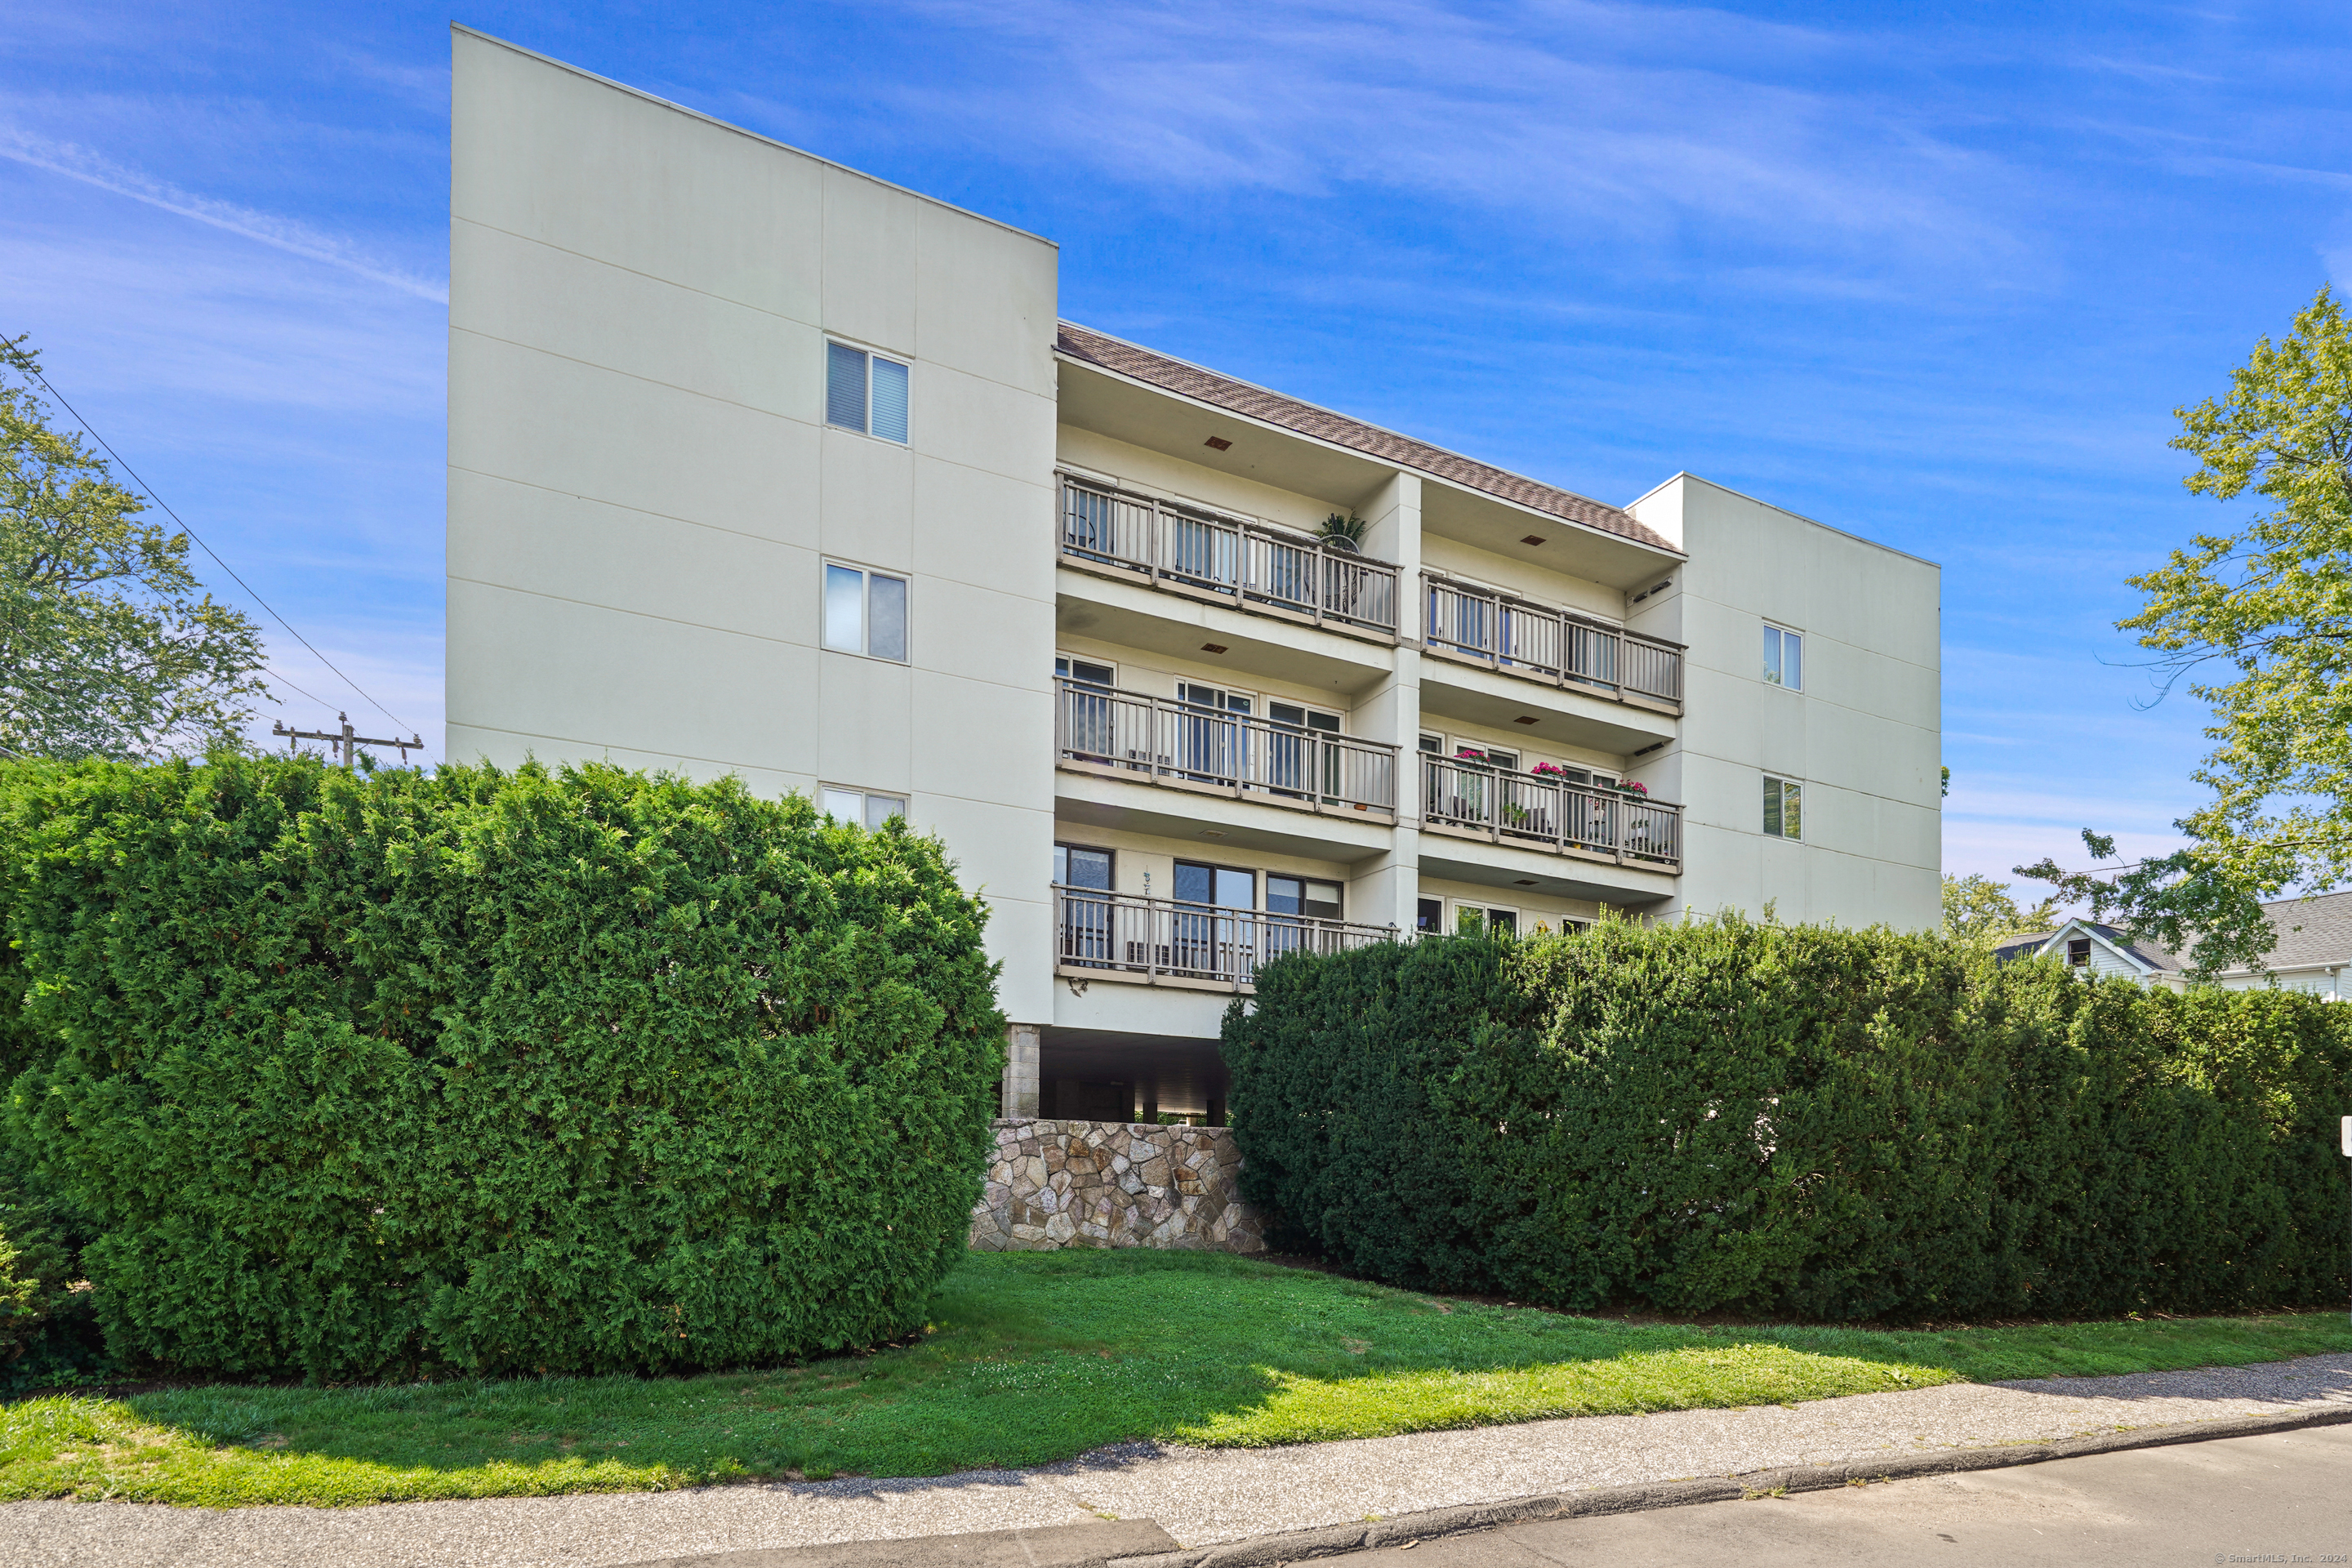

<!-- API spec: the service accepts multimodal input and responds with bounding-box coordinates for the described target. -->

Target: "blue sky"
[6,2,2348,897]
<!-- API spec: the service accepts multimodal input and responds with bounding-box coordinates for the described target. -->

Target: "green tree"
[2020,285,2352,974]
[0,337,266,760]
[1940,872,2060,947]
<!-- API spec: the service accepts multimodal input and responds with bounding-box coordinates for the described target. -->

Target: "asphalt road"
[1317,1422,2352,1567]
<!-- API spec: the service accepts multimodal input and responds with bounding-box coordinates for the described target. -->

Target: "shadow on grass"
[8,1250,2350,1505]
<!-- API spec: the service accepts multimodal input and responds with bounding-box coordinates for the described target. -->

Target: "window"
[1054,653,1115,687]
[1763,775,1803,840]
[2068,937,2092,969]
[825,341,910,443]
[1416,897,1444,933]
[1178,681,1252,717]
[1763,625,1804,690]
[820,786,907,831]
[1419,733,1444,755]
[1266,875,1343,920]
[1456,904,1517,936]
[1054,844,1112,890]
[1174,861,1255,909]
[822,563,907,661]
[1268,702,1340,734]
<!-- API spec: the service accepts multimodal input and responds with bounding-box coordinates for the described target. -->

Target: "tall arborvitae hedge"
[1225,918,2352,1321]
[0,755,1004,1379]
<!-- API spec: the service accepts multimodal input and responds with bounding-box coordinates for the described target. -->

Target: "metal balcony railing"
[1054,884,1393,988]
[1422,754,1683,870]
[1422,572,1683,710]
[1059,474,1400,635]
[1055,678,1399,815]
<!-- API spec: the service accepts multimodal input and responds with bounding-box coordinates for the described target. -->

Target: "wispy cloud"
[0,125,448,303]
[870,0,2034,280]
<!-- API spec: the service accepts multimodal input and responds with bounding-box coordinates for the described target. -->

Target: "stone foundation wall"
[968,1118,1268,1253]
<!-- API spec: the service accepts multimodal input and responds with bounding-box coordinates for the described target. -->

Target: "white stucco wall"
[1627,474,1940,932]
[445,27,1062,1025]
[445,30,1945,1054]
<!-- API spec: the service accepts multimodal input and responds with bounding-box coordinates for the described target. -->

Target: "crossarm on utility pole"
[270,711,425,767]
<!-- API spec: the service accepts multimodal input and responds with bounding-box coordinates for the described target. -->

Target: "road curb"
[1104,1402,2352,1567]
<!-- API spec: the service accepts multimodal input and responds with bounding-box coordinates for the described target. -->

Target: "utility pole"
[272,712,424,768]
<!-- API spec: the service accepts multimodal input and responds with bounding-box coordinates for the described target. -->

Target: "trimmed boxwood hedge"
[1224,918,2352,1321]
[0,755,1004,1379]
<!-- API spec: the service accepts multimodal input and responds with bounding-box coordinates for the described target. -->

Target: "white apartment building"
[444,26,1943,1122]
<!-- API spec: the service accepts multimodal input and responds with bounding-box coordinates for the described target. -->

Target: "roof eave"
[1051,343,1686,564]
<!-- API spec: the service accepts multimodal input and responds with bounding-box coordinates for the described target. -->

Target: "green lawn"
[7,1250,2349,1507]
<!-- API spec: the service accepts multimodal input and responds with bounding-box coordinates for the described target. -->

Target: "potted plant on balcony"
[1529,761,1569,781]
[1320,511,1367,554]
[1615,779,1650,798]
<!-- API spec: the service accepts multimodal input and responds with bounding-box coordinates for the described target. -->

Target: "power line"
[7,345,422,745]
[262,665,337,713]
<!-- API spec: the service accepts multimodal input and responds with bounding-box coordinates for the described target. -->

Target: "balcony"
[1055,679,1399,820]
[1058,474,1401,639]
[1422,572,1682,714]
[1055,884,1393,991]
[1422,754,1682,871]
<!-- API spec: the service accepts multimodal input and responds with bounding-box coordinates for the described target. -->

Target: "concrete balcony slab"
[1419,655,1677,756]
[1054,766,1394,863]
[1417,831,1678,907]
[1056,567,1393,697]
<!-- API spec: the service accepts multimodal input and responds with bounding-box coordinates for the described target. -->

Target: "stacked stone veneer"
[969,1118,1268,1253]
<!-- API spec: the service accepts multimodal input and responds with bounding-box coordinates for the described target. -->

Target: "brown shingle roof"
[1055,322,1678,555]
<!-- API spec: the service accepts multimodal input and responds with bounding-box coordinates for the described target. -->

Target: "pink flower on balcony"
[1618,780,1650,796]
[1529,762,1567,778]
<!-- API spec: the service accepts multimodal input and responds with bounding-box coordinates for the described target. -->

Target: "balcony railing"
[1056,679,1399,817]
[1422,572,1683,710]
[1059,474,1400,636]
[1055,884,1393,989]
[1422,754,1682,870]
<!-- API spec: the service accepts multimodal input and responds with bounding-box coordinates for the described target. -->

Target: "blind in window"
[871,357,909,443]
[826,342,867,432]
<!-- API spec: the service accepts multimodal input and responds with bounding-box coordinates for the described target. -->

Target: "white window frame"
[1763,623,1804,691]
[822,560,909,662]
[1054,653,1117,687]
[820,784,909,832]
[1452,900,1518,935]
[1764,774,1804,840]
[825,338,911,444]
[1267,698,1344,735]
[1176,679,1257,716]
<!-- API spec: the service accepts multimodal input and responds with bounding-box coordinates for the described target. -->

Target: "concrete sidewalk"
[9,1354,2351,1567]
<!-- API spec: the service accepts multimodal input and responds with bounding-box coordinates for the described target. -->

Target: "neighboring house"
[2189,893,2352,998]
[442,27,1945,1124]
[1992,919,2174,982]
[1993,894,2352,999]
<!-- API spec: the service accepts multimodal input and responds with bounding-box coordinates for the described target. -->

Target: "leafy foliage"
[0,754,1004,1380]
[1227,920,2352,1321]
[1319,511,1368,549]
[0,1163,97,1385]
[0,339,267,761]
[2021,286,2352,973]
[1940,872,2060,947]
